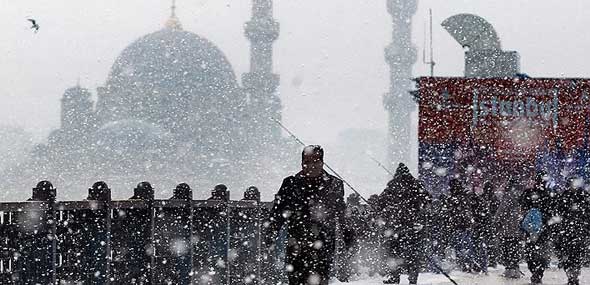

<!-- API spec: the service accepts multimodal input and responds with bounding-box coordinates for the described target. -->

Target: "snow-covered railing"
[0,181,277,284]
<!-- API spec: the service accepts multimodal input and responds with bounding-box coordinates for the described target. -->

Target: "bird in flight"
[27,18,39,33]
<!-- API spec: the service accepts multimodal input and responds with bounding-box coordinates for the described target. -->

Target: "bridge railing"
[0,181,279,285]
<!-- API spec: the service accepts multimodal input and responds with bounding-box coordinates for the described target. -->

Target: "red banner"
[418,77,590,161]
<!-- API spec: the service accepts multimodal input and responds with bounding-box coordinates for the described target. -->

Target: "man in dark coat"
[425,195,447,272]
[554,177,590,285]
[378,163,431,284]
[440,178,475,272]
[518,171,554,285]
[266,145,346,285]
[472,181,499,272]
[495,177,524,278]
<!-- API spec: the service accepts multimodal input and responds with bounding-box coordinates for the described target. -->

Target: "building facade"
[13,1,288,198]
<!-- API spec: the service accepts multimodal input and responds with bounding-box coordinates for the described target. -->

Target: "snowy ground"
[331,265,589,284]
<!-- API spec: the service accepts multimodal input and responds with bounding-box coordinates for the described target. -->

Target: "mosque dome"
[97,16,245,134]
[107,27,239,96]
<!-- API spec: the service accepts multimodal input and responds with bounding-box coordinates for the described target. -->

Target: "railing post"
[154,183,194,284]
[132,181,156,284]
[131,181,156,284]
[172,183,193,284]
[228,198,261,285]
[259,202,284,283]
[226,200,231,285]
[245,186,262,284]
[17,180,57,284]
[86,181,112,284]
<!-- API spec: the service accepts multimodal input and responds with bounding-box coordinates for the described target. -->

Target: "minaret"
[243,0,281,145]
[383,0,418,169]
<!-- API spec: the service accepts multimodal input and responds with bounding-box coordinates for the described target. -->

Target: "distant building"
[5,1,292,198]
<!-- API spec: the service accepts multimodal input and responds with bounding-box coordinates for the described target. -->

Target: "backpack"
[521,208,543,234]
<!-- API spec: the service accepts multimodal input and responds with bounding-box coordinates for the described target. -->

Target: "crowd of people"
[28,145,590,284]
[199,145,590,285]
[338,165,590,285]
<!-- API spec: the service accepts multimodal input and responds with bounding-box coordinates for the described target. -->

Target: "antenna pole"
[429,8,436,76]
[422,22,427,66]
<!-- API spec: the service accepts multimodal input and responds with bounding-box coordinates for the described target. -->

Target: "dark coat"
[266,170,346,284]
[267,170,346,244]
[343,205,366,247]
[555,187,590,241]
[554,186,590,270]
[377,164,431,267]
[519,184,551,214]
[518,184,554,242]
[440,183,473,233]
[495,185,523,239]
[378,165,431,234]
[472,190,499,240]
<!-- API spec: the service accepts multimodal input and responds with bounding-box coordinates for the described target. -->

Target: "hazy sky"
[1,0,589,146]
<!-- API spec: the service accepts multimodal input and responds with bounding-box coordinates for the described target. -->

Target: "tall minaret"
[243,0,281,145]
[383,0,418,169]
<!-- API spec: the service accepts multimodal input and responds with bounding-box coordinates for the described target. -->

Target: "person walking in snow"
[494,177,524,279]
[265,145,347,285]
[378,163,431,285]
[519,171,554,285]
[428,196,446,268]
[471,181,499,273]
[440,178,475,273]
[554,176,590,285]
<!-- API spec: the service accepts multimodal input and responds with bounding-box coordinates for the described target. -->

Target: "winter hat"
[394,163,411,178]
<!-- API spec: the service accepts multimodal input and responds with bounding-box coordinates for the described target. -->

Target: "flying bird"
[27,18,39,33]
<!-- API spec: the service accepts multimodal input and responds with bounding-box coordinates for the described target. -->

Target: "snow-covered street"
[334,266,588,284]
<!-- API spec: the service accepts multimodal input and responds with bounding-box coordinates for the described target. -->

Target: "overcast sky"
[1,0,589,146]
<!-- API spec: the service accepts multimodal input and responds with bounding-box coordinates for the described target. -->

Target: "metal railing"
[0,181,279,284]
